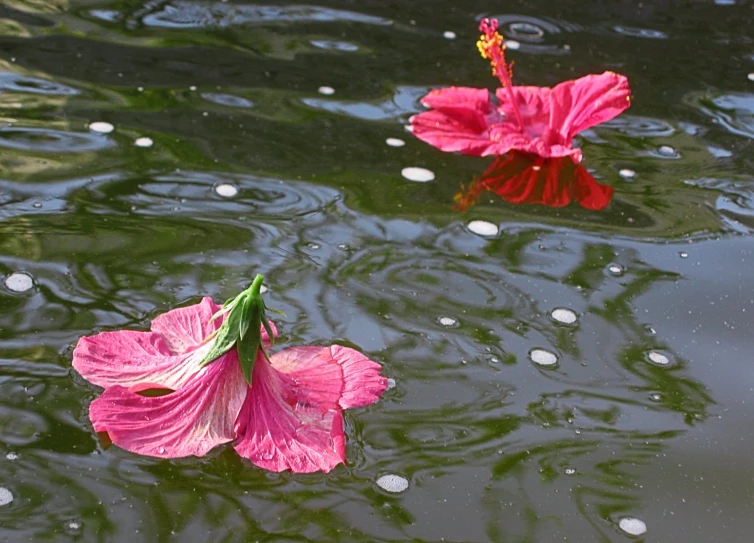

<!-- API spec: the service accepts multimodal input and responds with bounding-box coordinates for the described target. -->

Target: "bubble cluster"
[401,167,435,182]
[376,474,409,493]
[618,517,647,536]
[88,121,114,134]
[529,348,558,367]
[5,452,18,460]
[467,220,499,237]
[214,183,239,198]
[4,272,34,293]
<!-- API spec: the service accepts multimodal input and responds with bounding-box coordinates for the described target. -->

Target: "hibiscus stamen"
[477,18,525,133]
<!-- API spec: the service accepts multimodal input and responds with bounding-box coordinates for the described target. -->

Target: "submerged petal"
[89,351,246,458]
[234,346,387,473]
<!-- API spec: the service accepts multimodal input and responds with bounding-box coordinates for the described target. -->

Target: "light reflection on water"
[1,0,754,541]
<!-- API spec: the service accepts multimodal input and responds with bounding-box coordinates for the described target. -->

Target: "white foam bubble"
[4,272,33,293]
[385,137,405,147]
[134,137,153,148]
[401,167,435,182]
[443,31,456,39]
[679,251,688,258]
[467,220,498,237]
[376,474,409,493]
[658,145,676,157]
[551,308,578,324]
[564,467,577,475]
[5,452,18,460]
[387,377,396,389]
[88,121,114,134]
[318,86,335,95]
[748,73,754,82]
[647,350,670,366]
[437,316,458,327]
[0,487,13,506]
[214,183,238,198]
[529,348,558,367]
[619,168,636,179]
[607,264,624,276]
[619,517,647,536]
[505,39,521,50]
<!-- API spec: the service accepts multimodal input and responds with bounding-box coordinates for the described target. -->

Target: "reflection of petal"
[234,346,387,473]
[455,151,614,210]
[89,353,247,458]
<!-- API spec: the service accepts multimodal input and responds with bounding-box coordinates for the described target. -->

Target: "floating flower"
[455,151,614,210]
[72,275,387,473]
[410,18,631,163]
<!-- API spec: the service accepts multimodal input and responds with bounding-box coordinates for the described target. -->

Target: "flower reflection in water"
[454,151,614,211]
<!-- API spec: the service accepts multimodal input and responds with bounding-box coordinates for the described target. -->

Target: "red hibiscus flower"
[454,151,614,211]
[410,18,631,163]
[72,276,387,473]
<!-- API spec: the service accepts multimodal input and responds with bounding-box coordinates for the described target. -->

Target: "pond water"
[2,0,754,541]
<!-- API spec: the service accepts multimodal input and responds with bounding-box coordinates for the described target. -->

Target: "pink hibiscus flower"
[454,151,614,211]
[409,18,631,163]
[72,275,387,473]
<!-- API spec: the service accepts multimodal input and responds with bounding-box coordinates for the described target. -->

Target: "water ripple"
[0,127,114,153]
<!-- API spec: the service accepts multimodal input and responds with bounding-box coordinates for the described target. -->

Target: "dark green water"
[2,0,754,541]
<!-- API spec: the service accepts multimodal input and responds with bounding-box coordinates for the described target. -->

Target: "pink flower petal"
[234,346,387,473]
[151,297,222,353]
[73,329,207,391]
[89,351,247,458]
[73,297,277,391]
[548,72,631,141]
[420,86,491,110]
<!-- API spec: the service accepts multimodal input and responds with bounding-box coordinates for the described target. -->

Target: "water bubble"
[386,378,396,389]
[551,308,578,324]
[564,467,577,475]
[437,316,458,327]
[748,73,754,82]
[505,39,521,50]
[376,474,409,493]
[385,137,405,147]
[401,167,435,182]
[679,251,688,258]
[529,348,558,367]
[0,487,13,507]
[5,452,18,460]
[4,272,34,293]
[157,446,165,454]
[64,521,83,535]
[189,85,197,91]
[214,183,238,198]
[88,121,114,134]
[649,392,662,402]
[307,243,321,250]
[647,350,671,366]
[618,517,647,536]
[134,137,153,148]
[619,168,636,179]
[318,86,335,95]
[443,30,456,39]
[658,145,677,157]
[607,264,624,276]
[467,220,499,237]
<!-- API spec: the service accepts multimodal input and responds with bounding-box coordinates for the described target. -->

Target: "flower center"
[477,18,525,133]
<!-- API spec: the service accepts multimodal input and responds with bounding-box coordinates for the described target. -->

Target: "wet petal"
[549,71,631,140]
[73,329,207,390]
[150,297,222,353]
[234,355,347,473]
[89,352,246,458]
[420,86,490,110]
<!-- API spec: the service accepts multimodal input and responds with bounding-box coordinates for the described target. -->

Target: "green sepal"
[198,302,242,367]
[237,310,262,385]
